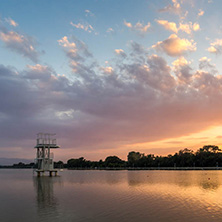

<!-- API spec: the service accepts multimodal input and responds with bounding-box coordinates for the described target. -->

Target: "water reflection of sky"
[1,170,222,222]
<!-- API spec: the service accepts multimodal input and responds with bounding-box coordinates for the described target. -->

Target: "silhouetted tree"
[127,151,144,167]
[104,156,125,167]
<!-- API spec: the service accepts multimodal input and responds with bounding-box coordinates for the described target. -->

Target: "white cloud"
[179,22,200,34]
[192,23,200,31]
[199,57,217,74]
[100,66,114,74]
[152,34,196,57]
[0,28,38,62]
[58,36,78,59]
[23,64,55,82]
[124,21,132,28]
[27,64,48,72]
[172,57,189,67]
[207,39,222,54]
[172,57,192,84]
[130,41,146,55]
[131,54,176,92]
[159,0,181,14]
[58,36,93,73]
[114,49,127,58]
[124,20,151,36]
[70,21,94,33]
[179,23,191,34]
[198,9,204,17]
[156,20,178,33]
[55,109,75,120]
[5,18,18,27]
[156,20,200,34]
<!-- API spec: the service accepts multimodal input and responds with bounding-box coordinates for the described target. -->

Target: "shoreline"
[66,167,222,171]
[1,167,222,171]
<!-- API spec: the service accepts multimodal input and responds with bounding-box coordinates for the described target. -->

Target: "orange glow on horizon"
[55,125,222,162]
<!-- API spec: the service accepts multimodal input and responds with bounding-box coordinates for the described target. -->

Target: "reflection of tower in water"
[33,176,62,219]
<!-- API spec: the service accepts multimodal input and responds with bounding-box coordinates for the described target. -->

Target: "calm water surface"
[1,169,222,222]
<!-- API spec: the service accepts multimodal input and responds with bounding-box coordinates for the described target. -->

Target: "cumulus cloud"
[207,39,222,54]
[198,9,204,17]
[5,18,18,27]
[24,64,54,80]
[199,57,212,69]
[159,0,181,14]
[129,41,146,55]
[124,21,132,28]
[193,71,222,97]
[70,21,94,33]
[128,54,176,92]
[58,36,78,60]
[58,36,94,75]
[0,64,67,122]
[152,34,196,57]
[156,20,200,34]
[58,36,92,62]
[179,22,200,34]
[199,57,218,74]
[156,20,178,33]
[127,41,148,63]
[192,23,200,31]
[100,66,114,74]
[172,57,193,84]
[0,28,39,62]
[114,49,127,58]
[172,56,189,68]
[178,23,191,34]
[124,20,151,36]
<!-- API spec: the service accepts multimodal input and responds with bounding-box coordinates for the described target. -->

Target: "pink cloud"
[152,34,196,57]
[159,0,181,14]
[124,20,151,36]
[5,18,18,27]
[207,39,222,54]
[0,28,39,62]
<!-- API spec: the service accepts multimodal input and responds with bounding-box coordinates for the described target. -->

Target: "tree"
[127,151,144,167]
[54,160,64,168]
[195,145,222,167]
[174,148,195,167]
[67,157,86,168]
[104,156,124,167]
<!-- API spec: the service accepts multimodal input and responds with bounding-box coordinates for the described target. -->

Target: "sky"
[1,0,222,163]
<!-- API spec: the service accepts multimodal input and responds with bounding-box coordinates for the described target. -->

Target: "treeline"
[0,161,66,169]
[0,162,35,169]
[2,145,222,169]
[66,145,222,168]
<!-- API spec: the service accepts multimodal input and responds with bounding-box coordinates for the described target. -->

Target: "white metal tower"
[34,133,60,176]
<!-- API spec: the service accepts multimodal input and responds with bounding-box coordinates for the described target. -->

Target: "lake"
[1,169,222,222]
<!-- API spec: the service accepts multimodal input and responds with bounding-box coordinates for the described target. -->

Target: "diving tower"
[34,133,60,176]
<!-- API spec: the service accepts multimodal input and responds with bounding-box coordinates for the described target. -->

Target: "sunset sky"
[1,0,222,163]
